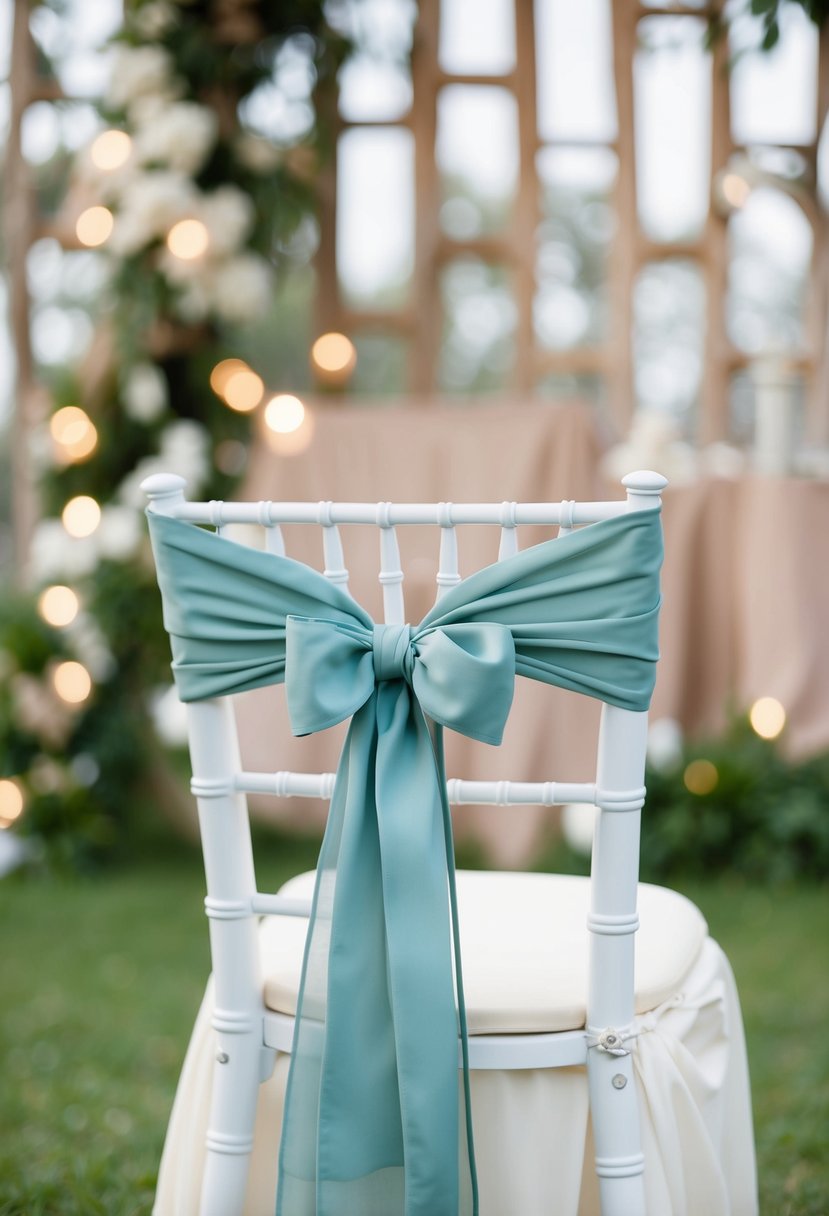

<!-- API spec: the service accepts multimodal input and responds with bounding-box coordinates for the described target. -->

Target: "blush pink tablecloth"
[230,399,829,864]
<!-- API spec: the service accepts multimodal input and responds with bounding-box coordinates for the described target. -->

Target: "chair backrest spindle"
[376,503,405,624]
[258,503,286,557]
[498,501,519,560]
[558,499,576,539]
[318,501,350,591]
[435,502,461,600]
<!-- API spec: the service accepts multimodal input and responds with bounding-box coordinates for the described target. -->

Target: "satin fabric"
[146,508,662,1216]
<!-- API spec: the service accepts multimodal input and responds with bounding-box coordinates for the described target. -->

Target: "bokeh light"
[720,173,751,210]
[683,758,719,796]
[49,405,98,462]
[62,495,101,538]
[749,696,786,740]
[264,394,305,434]
[209,358,248,397]
[90,129,132,171]
[76,206,114,247]
[38,585,80,627]
[53,661,92,705]
[224,369,264,412]
[0,779,24,826]
[310,332,357,385]
[166,218,209,260]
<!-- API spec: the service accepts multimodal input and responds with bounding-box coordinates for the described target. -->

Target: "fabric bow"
[146,507,663,1216]
[286,618,516,743]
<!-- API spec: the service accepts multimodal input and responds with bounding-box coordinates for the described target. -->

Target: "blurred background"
[0,1,828,1212]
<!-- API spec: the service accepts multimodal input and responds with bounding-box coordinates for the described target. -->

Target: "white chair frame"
[143,469,667,1216]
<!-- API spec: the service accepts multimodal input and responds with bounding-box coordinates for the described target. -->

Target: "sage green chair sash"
[147,508,662,1216]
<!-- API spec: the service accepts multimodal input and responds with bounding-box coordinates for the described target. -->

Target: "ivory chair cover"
[154,872,757,1216]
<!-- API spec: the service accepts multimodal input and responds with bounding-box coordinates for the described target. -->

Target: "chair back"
[143,468,666,1216]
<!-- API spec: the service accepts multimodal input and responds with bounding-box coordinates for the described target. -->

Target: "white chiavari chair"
[144,469,756,1216]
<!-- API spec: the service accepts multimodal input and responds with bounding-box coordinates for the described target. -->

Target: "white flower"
[149,684,189,746]
[171,278,211,323]
[131,0,177,38]
[160,419,210,490]
[30,520,99,580]
[118,456,167,509]
[68,613,115,681]
[200,186,255,256]
[235,133,282,174]
[208,253,272,323]
[122,362,168,422]
[97,505,142,561]
[109,170,196,255]
[106,45,178,111]
[647,719,684,773]
[133,102,218,175]
[158,244,207,286]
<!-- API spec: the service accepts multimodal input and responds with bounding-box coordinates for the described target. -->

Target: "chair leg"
[198,1015,263,1216]
[586,1049,646,1216]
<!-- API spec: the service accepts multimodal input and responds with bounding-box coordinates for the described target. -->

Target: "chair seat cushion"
[261,870,707,1035]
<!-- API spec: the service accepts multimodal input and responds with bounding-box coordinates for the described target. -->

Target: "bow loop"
[285,615,517,748]
[413,623,516,745]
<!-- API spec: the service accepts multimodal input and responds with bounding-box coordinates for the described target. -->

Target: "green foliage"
[708,0,829,53]
[640,719,829,882]
[0,0,350,867]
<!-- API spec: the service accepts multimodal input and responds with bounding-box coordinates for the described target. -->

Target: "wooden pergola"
[315,0,829,443]
[5,0,829,574]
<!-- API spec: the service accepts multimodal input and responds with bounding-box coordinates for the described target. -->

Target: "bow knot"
[284,615,517,745]
[373,623,414,683]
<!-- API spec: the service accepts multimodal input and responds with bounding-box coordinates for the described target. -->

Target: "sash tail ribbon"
[144,506,663,1216]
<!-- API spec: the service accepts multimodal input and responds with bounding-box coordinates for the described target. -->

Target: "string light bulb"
[90,130,132,171]
[209,359,248,397]
[166,218,209,260]
[53,661,92,705]
[224,369,264,412]
[264,394,305,434]
[749,697,786,740]
[310,332,357,386]
[683,759,719,796]
[49,406,98,462]
[62,495,101,539]
[76,206,114,247]
[0,779,24,826]
[720,173,751,210]
[38,585,80,628]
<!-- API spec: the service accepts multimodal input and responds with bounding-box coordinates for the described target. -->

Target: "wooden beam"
[3,2,42,582]
[698,5,733,444]
[436,71,517,88]
[410,0,442,393]
[637,237,705,262]
[434,234,516,264]
[511,0,540,394]
[312,80,341,339]
[608,0,639,436]
[340,309,417,334]
[808,22,829,444]
[534,348,609,377]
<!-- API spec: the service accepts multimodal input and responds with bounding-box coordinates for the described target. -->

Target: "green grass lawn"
[1,840,827,1215]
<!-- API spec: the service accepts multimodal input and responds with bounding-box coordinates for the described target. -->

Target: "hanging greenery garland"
[0,0,350,865]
